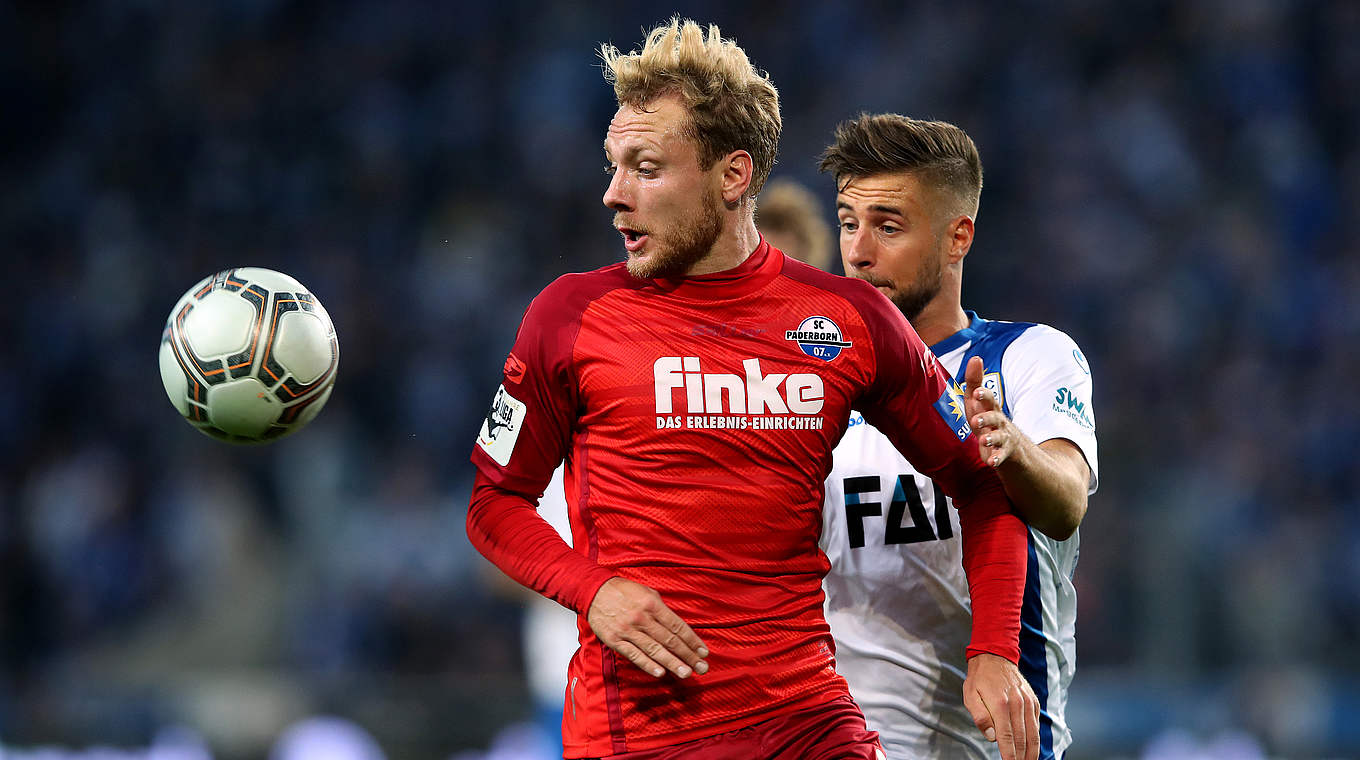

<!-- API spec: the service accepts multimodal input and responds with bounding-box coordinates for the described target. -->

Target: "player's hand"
[963,652,1039,760]
[587,577,710,679]
[965,356,1015,469]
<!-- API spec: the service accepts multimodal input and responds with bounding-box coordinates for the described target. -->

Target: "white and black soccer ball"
[159,267,339,443]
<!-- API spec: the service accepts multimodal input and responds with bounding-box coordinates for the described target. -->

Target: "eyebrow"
[836,201,905,217]
[603,142,646,161]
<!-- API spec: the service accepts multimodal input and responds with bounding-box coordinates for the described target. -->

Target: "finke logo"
[785,316,851,361]
[653,357,825,414]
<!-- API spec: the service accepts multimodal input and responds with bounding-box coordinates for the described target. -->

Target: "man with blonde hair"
[468,20,1038,760]
[820,113,1097,759]
[523,182,841,759]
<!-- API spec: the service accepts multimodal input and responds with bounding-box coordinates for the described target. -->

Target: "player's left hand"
[964,356,1014,469]
[963,652,1040,760]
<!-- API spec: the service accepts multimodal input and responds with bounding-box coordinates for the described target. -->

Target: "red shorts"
[585,695,883,760]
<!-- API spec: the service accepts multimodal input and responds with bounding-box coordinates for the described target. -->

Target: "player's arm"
[964,335,1097,541]
[468,472,616,611]
[966,351,1087,539]
[467,279,708,680]
[851,285,1037,760]
[852,296,1025,663]
[469,476,709,680]
[466,284,614,611]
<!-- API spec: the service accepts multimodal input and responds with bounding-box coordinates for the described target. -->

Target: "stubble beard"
[854,243,945,322]
[625,189,724,280]
[888,262,943,322]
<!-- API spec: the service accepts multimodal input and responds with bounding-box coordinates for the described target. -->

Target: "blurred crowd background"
[2,0,1358,758]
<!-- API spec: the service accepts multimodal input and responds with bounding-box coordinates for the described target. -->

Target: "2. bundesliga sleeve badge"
[476,384,527,466]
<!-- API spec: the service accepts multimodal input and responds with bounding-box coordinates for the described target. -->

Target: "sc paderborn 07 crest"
[784,316,852,361]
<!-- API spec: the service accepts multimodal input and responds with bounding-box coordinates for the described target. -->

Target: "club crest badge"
[785,316,852,361]
[962,369,1004,410]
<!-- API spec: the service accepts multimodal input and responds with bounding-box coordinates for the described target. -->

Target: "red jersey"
[467,240,1026,758]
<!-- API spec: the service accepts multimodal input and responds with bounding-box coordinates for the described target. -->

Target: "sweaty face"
[836,171,949,321]
[603,95,726,279]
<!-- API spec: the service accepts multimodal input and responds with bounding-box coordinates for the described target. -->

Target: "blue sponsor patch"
[933,382,972,441]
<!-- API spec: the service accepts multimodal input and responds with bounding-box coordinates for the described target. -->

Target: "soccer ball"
[159,267,339,443]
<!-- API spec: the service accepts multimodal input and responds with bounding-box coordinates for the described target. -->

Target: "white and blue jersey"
[822,312,1098,760]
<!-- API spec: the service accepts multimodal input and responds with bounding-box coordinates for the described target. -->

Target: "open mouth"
[618,227,649,253]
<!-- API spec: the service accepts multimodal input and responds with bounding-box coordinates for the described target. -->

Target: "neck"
[910,295,970,346]
[687,212,761,276]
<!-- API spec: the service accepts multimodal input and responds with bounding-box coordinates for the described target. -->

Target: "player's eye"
[637,165,657,177]
[838,220,858,233]
[881,224,901,235]
[604,164,617,176]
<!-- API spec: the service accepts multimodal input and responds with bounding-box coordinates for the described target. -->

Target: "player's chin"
[625,248,667,278]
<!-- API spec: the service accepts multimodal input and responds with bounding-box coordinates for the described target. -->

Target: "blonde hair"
[600,17,781,197]
[755,178,834,270]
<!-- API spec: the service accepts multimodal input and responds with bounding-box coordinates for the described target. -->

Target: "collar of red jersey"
[650,238,779,298]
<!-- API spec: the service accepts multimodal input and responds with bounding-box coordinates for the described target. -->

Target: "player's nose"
[603,170,633,212]
[842,228,875,270]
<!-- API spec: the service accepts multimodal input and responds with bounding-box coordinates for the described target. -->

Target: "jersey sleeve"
[470,280,579,493]
[466,278,616,614]
[850,287,1027,663]
[1000,327,1099,492]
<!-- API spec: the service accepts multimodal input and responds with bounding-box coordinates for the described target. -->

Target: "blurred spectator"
[754,176,835,271]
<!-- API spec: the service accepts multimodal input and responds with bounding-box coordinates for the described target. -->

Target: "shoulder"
[779,259,880,302]
[779,262,906,334]
[994,322,1091,378]
[537,262,639,302]
[525,263,641,326]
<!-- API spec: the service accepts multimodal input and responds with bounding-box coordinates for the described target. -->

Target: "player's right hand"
[587,577,710,679]
[963,652,1040,760]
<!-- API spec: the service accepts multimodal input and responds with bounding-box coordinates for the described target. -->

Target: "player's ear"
[947,215,975,264]
[718,150,754,206]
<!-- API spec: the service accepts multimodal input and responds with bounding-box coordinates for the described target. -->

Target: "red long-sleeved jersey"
[467,240,1026,757]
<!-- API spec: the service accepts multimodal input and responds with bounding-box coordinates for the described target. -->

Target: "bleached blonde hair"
[600,17,781,197]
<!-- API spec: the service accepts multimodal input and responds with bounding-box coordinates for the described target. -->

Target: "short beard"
[625,189,724,280]
[853,240,945,322]
[887,264,942,322]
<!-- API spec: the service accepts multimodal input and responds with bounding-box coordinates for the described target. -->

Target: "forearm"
[466,471,617,614]
[958,480,1028,664]
[995,437,1088,540]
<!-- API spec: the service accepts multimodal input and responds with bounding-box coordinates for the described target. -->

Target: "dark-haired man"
[820,114,1098,759]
